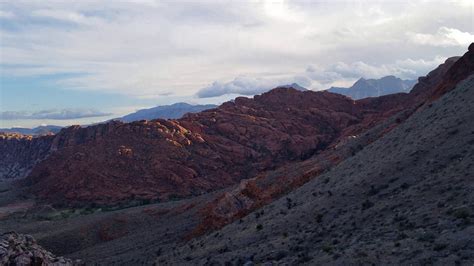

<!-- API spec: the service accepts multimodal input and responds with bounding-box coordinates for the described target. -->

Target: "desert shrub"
[433,243,447,251]
[361,199,374,210]
[315,213,323,223]
[286,197,293,209]
[400,182,410,189]
[452,208,470,219]
[321,244,333,253]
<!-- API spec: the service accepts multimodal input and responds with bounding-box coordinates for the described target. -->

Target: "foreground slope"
[160,74,474,265]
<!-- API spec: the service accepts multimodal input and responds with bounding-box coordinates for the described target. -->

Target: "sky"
[0,0,473,128]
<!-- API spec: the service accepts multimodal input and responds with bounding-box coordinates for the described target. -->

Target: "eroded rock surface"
[0,232,78,265]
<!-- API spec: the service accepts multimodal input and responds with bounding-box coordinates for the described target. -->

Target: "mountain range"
[0,78,414,136]
[0,125,62,136]
[0,103,217,136]
[328,75,417,99]
[117,102,217,122]
[0,44,473,265]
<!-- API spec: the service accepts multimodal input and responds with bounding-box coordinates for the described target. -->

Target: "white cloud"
[409,27,474,47]
[31,9,104,26]
[197,75,311,98]
[0,10,15,19]
[197,53,447,97]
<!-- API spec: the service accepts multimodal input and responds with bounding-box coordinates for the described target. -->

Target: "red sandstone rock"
[2,44,472,209]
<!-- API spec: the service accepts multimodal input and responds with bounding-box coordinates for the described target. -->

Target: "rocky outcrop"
[23,82,434,206]
[410,56,460,99]
[428,43,474,100]
[0,232,79,265]
[25,89,367,205]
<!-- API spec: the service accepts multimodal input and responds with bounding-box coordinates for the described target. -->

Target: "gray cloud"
[197,75,311,98]
[0,1,472,99]
[197,55,446,98]
[0,109,112,120]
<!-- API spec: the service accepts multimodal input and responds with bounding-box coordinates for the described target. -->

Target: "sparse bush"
[256,224,263,231]
[452,208,470,219]
[400,183,410,189]
[315,213,323,223]
[417,232,435,243]
[433,243,447,251]
[286,197,293,209]
[361,199,374,210]
[274,250,287,261]
[321,244,333,253]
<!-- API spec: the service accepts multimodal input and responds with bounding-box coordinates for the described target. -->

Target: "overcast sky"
[0,0,473,128]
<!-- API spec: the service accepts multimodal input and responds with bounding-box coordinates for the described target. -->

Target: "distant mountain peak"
[328,75,416,99]
[0,125,62,136]
[278,83,307,91]
[118,102,217,122]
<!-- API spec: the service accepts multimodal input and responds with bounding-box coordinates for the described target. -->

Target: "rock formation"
[0,232,78,265]
[0,50,465,206]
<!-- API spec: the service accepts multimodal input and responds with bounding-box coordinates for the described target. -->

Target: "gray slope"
[162,76,474,265]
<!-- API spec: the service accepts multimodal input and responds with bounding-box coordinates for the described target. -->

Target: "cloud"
[197,75,311,98]
[0,1,472,100]
[309,56,446,81]
[0,109,112,120]
[0,10,15,19]
[408,27,474,47]
[198,54,446,97]
[31,9,104,26]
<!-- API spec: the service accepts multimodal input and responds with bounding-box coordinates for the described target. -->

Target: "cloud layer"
[1,1,472,100]
[197,75,311,98]
[1,109,111,120]
[196,56,447,98]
